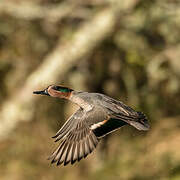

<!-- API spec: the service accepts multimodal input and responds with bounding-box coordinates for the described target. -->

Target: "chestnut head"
[33,85,73,99]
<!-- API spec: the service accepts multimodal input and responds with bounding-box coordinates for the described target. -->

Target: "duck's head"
[33,85,73,99]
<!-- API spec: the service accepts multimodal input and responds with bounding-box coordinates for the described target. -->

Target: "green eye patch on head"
[53,86,72,93]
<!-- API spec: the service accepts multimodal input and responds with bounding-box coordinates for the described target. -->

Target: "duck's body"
[33,85,149,166]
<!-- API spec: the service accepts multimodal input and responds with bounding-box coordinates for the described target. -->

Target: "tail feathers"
[129,112,150,131]
[129,119,150,131]
[112,111,150,131]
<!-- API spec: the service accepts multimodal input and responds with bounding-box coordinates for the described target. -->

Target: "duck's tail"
[113,111,150,131]
[128,112,150,131]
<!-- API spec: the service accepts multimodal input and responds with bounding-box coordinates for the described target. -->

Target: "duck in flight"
[33,85,150,166]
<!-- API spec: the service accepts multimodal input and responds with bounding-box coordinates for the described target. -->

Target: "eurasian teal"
[33,85,150,166]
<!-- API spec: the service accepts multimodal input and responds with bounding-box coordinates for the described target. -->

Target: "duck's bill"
[33,89,50,96]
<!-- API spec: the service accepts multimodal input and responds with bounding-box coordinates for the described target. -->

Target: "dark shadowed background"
[0,0,180,180]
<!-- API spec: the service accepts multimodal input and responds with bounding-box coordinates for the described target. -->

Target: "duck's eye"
[52,86,59,91]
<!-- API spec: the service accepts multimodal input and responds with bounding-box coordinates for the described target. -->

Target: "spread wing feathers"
[48,125,98,166]
[48,108,101,166]
[52,108,83,141]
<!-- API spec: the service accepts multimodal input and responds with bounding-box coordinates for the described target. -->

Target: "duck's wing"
[93,94,150,131]
[48,108,108,166]
[102,96,150,131]
[110,111,150,131]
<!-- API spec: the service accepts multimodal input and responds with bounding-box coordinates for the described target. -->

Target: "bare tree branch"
[0,2,88,21]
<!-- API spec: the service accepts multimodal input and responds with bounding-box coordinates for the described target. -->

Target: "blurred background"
[0,0,180,179]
